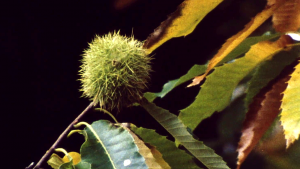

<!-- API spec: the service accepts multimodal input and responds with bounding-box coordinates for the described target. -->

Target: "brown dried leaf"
[147,144,173,169]
[188,2,285,87]
[236,66,293,169]
[120,123,171,169]
[271,0,300,32]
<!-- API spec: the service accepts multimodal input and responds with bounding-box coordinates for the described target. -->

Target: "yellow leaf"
[143,0,224,54]
[187,1,285,87]
[62,152,81,165]
[280,61,300,148]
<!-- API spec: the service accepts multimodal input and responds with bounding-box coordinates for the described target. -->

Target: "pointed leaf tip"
[180,38,289,131]
[188,2,284,87]
[143,0,224,54]
[280,61,300,148]
[237,69,291,168]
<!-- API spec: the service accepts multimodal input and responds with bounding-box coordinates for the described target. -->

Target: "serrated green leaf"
[76,120,147,169]
[245,46,300,107]
[144,64,206,102]
[141,98,229,169]
[144,33,279,103]
[188,4,284,87]
[280,62,300,148]
[131,126,202,169]
[180,39,289,130]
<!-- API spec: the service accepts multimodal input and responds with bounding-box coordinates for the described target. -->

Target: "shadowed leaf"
[280,61,300,148]
[114,0,138,10]
[180,36,293,131]
[131,125,202,169]
[143,0,224,54]
[237,70,291,169]
[141,98,229,169]
[188,2,285,87]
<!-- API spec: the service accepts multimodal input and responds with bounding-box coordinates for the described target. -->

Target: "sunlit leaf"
[280,62,300,148]
[62,152,81,165]
[237,71,291,169]
[270,0,300,32]
[120,123,170,169]
[143,0,224,54]
[141,98,229,169]
[188,2,285,87]
[219,33,280,64]
[48,150,91,169]
[180,36,293,130]
[144,33,280,103]
[131,125,202,169]
[73,120,147,169]
[245,45,300,107]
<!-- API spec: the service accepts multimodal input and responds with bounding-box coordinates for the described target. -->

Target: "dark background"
[2,0,270,168]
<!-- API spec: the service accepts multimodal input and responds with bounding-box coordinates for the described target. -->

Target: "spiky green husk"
[79,32,151,111]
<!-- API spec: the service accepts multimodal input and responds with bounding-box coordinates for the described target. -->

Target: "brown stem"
[27,102,94,169]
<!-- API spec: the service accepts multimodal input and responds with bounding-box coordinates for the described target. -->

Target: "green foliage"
[179,40,286,130]
[219,33,280,64]
[79,32,151,111]
[245,46,300,107]
[141,98,229,169]
[131,126,202,169]
[73,120,148,169]
[36,1,300,169]
[48,150,91,169]
[144,64,206,102]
